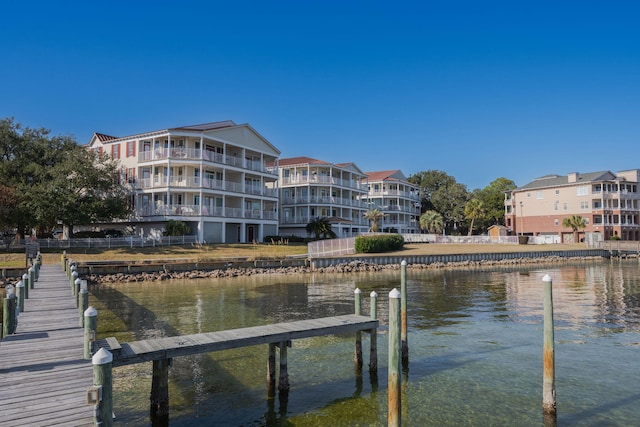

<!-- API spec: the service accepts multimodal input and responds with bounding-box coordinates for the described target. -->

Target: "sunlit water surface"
[91,260,640,426]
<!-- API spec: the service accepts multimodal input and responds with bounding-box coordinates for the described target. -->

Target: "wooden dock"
[105,314,378,367]
[0,264,93,427]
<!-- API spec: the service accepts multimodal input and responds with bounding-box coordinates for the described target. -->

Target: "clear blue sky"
[2,1,639,190]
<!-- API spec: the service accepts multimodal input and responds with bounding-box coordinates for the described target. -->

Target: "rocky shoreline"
[87,254,612,284]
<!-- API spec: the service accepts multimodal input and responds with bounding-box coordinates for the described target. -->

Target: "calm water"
[91,260,640,426]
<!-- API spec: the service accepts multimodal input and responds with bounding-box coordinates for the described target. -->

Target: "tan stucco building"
[505,170,640,242]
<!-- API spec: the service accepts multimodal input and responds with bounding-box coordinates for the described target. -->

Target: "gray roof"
[518,171,617,190]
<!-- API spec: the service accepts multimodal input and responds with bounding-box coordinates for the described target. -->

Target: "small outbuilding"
[488,225,509,242]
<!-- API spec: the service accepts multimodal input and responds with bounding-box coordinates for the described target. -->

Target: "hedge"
[355,234,404,253]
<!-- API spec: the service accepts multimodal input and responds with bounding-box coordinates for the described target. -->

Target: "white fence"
[7,235,199,250]
[308,237,356,258]
[307,233,559,258]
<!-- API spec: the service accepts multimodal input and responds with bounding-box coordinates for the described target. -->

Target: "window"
[554,201,559,211]
[563,203,568,210]
[576,186,589,196]
[555,190,560,195]
[126,140,136,157]
[554,219,559,226]
[111,144,120,159]
[580,201,589,209]
[536,191,543,199]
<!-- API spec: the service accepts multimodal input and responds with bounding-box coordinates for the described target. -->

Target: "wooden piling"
[542,274,557,417]
[2,286,17,337]
[84,306,97,359]
[16,280,25,313]
[150,358,170,425]
[74,277,81,307]
[22,273,29,299]
[388,288,401,427]
[369,291,378,373]
[267,343,277,383]
[354,288,363,369]
[92,347,113,427]
[70,270,78,294]
[278,341,290,393]
[400,260,408,366]
[79,286,89,327]
[28,266,35,289]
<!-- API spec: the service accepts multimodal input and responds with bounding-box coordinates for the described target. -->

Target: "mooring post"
[22,273,29,299]
[92,347,113,427]
[33,257,40,281]
[369,291,378,373]
[150,358,170,425]
[61,252,66,271]
[74,277,81,308]
[70,270,78,295]
[278,341,290,393]
[400,260,408,366]
[79,285,89,327]
[542,274,557,418]
[388,288,402,427]
[267,342,277,400]
[84,306,97,359]
[16,280,25,313]
[2,285,17,337]
[354,288,363,369]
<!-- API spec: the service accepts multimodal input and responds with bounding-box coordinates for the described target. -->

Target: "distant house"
[504,170,640,242]
[87,120,280,243]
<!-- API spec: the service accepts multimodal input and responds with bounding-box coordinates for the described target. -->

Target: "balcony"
[135,204,278,220]
[138,148,277,176]
[137,177,277,198]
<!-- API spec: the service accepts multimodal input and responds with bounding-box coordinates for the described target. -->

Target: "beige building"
[505,170,640,242]
[270,157,369,238]
[87,120,280,243]
[362,170,421,234]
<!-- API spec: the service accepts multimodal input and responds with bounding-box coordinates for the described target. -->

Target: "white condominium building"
[270,157,369,238]
[362,170,421,234]
[87,120,280,243]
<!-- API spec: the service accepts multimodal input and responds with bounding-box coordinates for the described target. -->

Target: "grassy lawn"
[0,241,592,268]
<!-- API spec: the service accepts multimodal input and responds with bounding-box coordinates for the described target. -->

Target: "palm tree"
[363,208,385,232]
[419,210,444,234]
[562,215,587,243]
[464,198,486,236]
[305,216,337,240]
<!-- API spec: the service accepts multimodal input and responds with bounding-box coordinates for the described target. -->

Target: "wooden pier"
[0,264,94,427]
[105,314,378,367]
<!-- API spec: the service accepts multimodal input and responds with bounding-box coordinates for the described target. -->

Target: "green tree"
[464,198,486,235]
[363,208,385,232]
[562,215,587,243]
[409,170,469,234]
[305,216,337,239]
[0,117,131,238]
[163,220,190,236]
[419,210,444,234]
[475,177,517,230]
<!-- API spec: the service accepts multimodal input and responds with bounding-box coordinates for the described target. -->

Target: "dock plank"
[0,264,94,427]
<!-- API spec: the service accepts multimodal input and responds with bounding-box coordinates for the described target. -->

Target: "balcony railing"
[280,175,366,190]
[138,148,277,175]
[136,204,278,220]
[136,177,277,198]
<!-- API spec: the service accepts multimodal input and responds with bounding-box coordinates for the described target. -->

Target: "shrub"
[355,234,404,253]
[163,220,190,236]
[610,235,621,240]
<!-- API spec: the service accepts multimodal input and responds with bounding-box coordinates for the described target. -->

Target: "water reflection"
[90,260,640,426]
